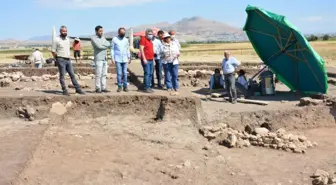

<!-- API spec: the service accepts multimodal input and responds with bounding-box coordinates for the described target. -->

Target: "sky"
[1,0,336,40]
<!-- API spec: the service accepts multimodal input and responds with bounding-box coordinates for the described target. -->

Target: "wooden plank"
[223,97,269,105]
[211,92,227,98]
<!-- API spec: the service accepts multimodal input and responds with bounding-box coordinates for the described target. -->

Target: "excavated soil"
[0,62,336,185]
[0,67,116,76]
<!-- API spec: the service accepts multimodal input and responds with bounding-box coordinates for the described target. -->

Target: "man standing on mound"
[111,27,131,92]
[91,25,111,93]
[51,25,85,96]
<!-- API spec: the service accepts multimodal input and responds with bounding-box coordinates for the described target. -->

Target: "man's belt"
[56,56,70,60]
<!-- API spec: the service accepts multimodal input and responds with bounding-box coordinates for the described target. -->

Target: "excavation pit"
[0,61,335,185]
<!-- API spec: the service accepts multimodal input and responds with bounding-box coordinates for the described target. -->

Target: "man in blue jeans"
[139,29,155,93]
[111,27,131,92]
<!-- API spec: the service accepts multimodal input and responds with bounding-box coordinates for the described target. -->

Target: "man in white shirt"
[30,48,45,68]
[221,51,241,104]
[51,25,85,96]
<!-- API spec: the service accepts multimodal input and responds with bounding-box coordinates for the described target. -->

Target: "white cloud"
[300,16,324,22]
[35,0,161,9]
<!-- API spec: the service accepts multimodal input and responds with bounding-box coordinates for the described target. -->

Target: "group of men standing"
[139,29,181,94]
[51,25,181,96]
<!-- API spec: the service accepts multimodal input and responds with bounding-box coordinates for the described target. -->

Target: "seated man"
[209,68,225,92]
[237,69,249,90]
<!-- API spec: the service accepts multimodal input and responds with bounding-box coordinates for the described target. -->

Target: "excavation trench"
[0,94,335,185]
[0,63,336,185]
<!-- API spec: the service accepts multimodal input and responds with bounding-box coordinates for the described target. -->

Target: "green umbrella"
[243,5,328,94]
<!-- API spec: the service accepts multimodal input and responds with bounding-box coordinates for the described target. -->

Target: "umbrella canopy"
[243,5,328,94]
[133,27,160,37]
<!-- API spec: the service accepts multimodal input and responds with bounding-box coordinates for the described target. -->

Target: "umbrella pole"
[250,65,268,81]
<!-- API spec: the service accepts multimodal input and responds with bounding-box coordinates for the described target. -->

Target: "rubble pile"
[178,69,213,78]
[0,72,116,85]
[310,169,336,185]
[298,97,325,106]
[16,105,36,121]
[200,124,318,154]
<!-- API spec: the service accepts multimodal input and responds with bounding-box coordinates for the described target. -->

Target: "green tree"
[322,34,330,41]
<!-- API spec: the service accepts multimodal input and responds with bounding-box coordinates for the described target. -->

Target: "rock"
[311,169,329,178]
[288,143,297,150]
[204,131,217,140]
[38,118,50,125]
[65,101,73,109]
[25,106,36,117]
[190,78,200,87]
[0,74,4,79]
[31,76,41,81]
[227,133,237,148]
[178,69,188,77]
[20,76,31,82]
[293,148,303,154]
[244,125,253,134]
[243,139,251,147]
[14,86,24,90]
[50,75,58,80]
[0,78,11,87]
[289,135,299,142]
[254,127,269,136]
[305,140,313,148]
[298,97,323,106]
[312,142,319,147]
[183,160,191,167]
[28,116,35,121]
[50,102,67,116]
[298,135,307,142]
[273,137,282,145]
[11,74,20,82]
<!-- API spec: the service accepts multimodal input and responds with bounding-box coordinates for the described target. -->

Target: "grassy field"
[0,41,335,66]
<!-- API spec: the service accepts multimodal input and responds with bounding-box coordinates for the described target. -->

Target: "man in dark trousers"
[51,25,85,96]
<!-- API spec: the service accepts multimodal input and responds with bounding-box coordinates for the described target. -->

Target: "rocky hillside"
[105,16,248,42]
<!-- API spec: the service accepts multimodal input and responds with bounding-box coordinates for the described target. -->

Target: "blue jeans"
[164,63,179,90]
[35,63,42,68]
[142,60,154,89]
[151,59,163,88]
[95,60,108,90]
[116,62,128,87]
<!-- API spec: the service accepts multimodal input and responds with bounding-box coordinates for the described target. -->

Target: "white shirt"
[30,50,45,64]
[153,38,162,60]
[52,36,71,58]
[221,57,241,74]
[160,42,180,65]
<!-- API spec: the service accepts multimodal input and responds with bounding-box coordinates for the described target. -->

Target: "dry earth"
[0,61,335,185]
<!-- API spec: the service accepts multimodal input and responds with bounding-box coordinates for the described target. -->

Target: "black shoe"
[76,89,85,95]
[102,89,110,93]
[63,90,69,96]
[123,87,129,92]
[158,85,163,89]
[96,89,102,93]
[117,87,122,92]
